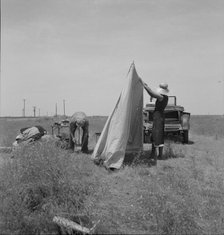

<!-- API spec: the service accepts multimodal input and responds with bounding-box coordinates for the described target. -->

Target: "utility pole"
[55,103,58,117]
[0,0,1,117]
[218,78,224,116]
[33,106,36,117]
[39,108,40,117]
[221,67,224,116]
[23,99,26,117]
[222,78,224,116]
[63,99,66,117]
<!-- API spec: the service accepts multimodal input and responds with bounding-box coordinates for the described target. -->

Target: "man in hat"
[143,83,169,165]
[69,112,89,153]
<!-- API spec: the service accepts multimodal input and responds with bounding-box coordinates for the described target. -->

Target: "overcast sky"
[1,0,224,116]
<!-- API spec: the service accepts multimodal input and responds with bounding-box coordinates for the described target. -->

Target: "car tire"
[183,130,189,144]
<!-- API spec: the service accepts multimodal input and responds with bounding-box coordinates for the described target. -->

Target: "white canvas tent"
[92,64,144,169]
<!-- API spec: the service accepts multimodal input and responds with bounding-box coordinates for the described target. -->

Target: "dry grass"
[0,141,103,234]
[91,141,224,234]
[0,115,224,234]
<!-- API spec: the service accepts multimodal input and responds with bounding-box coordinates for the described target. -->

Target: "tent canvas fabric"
[92,64,144,169]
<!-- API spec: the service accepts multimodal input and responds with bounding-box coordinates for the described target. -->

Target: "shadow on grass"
[93,143,186,170]
[123,150,151,166]
[67,148,94,155]
[124,146,185,167]
[165,135,195,145]
[86,149,94,154]
[186,140,194,145]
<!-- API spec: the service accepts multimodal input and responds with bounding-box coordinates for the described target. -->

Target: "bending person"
[143,83,169,165]
[69,112,89,153]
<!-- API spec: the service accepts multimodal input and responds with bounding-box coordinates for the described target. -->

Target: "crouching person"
[69,112,89,153]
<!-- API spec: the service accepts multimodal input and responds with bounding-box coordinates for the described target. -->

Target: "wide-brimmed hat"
[156,83,169,95]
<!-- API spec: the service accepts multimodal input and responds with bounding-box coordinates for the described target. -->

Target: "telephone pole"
[222,67,224,116]
[0,0,1,117]
[63,99,66,117]
[33,106,36,117]
[55,103,58,117]
[218,78,224,116]
[23,99,26,117]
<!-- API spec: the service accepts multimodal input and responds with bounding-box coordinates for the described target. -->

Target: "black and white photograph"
[0,0,224,234]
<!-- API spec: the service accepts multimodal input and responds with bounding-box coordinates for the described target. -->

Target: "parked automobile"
[143,96,190,144]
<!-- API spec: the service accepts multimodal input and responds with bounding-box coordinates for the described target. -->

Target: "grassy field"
[190,115,224,138]
[0,115,224,234]
[0,116,108,147]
